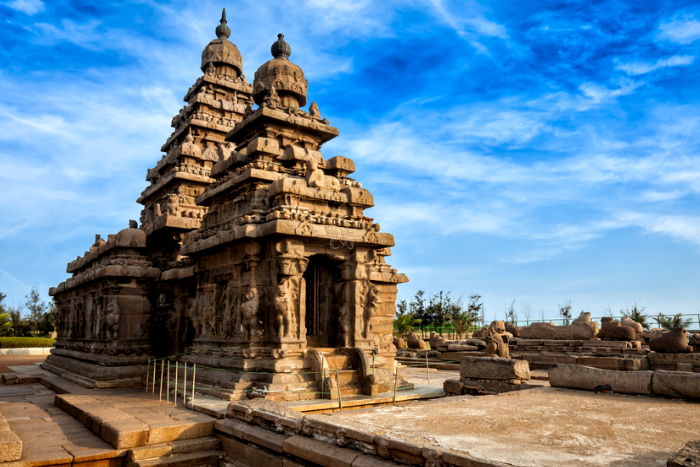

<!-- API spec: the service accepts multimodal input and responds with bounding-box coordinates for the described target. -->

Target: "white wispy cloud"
[617,55,695,75]
[4,0,43,15]
[658,15,700,44]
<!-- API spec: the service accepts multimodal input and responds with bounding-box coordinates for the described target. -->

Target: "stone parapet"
[216,399,513,467]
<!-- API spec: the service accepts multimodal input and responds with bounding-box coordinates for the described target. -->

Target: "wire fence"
[143,353,457,412]
[398,313,700,338]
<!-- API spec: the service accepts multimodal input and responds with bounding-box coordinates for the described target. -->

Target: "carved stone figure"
[505,322,521,337]
[105,300,120,340]
[406,332,426,349]
[484,321,509,358]
[393,336,405,349]
[309,101,321,119]
[305,158,340,191]
[573,311,592,324]
[598,317,636,341]
[241,288,259,340]
[621,316,644,332]
[364,283,380,338]
[274,280,292,338]
[650,327,694,353]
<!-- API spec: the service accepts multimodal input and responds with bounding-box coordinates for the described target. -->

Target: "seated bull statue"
[406,332,426,349]
[393,336,405,349]
[597,317,636,341]
[620,316,643,332]
[505,322,521,337]
[650,327,693,353]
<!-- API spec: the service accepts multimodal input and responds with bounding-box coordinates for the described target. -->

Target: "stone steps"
[54,394,216,449]
[126,450,219,467]
[126,436,221,467]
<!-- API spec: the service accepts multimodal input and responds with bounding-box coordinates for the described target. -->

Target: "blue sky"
[2,0,700,322]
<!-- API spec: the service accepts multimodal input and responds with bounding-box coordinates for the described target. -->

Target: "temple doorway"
[303,255,342,348]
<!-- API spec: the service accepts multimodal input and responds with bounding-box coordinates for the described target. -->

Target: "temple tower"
[177,33,408,400]
[47,15,409,400]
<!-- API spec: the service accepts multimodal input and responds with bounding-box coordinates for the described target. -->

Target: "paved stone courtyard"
[330,386,700,466]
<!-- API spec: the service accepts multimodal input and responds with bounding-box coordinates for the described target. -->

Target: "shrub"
[0,337,55,348]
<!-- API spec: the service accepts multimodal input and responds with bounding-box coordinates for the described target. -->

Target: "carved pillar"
[339,249,377,349]
[273,240,308,349]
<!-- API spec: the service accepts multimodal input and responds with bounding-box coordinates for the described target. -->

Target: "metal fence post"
[191,364,196,410]
[159,360,164,402]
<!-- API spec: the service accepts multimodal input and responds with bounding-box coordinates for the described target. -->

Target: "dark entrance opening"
[303,255,342,348]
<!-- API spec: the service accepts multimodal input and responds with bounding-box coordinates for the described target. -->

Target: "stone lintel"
[225,106,339,145]
[53,264,160,295]
[196,167,285,205]
[143,215,203,236]
[160,265,195,281]
[182,219,394,256]
[183,74,253,102]
[138,170,213,204]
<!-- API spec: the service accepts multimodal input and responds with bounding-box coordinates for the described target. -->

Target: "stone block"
[447,344,478,352]
[618,358,649,371]
[459,356,530,381]
[244,444,284,467]
[147,420,215,445]
[667,440,700,467]
[284,435,359,467]
[677,363,694,372]
[519,322,597,340]
[651,370,700,399]
[227,399,304,433]
[128,445,172,461]
[240,423,288,453]
[352,455,400,467]
[443,379,465,395]
[548,364,652,395]
[101,419,149,449]
[2,374,18,385]
[169,436,221,454]
[0,430,22,462]
[217,434,246,460]
[574,357,619,370]
[515,339,543,346]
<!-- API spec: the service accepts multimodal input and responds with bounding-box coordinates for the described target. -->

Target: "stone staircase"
[126,437,221,467]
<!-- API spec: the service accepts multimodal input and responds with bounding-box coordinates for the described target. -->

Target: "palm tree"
[655,313,692,330]
[394,312,420,336]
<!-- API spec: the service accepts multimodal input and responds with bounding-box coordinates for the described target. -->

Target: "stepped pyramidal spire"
[47,10,408,403]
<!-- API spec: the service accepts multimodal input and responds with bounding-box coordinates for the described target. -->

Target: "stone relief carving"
[241,288,259,340]
[274,279,293,338]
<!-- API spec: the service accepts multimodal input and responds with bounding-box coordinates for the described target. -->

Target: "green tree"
[505,299,517,324]
[24,288,47,335]
[558,299,572,326]
[655,313,692,330]
[409,290,427,327]
[448,294,482,339]
[0,293,12,335]
[621,302,650,330]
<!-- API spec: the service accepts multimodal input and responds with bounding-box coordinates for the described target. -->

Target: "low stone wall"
[549,364,700,398]
[215,398,513,467]
[0,347,53,356]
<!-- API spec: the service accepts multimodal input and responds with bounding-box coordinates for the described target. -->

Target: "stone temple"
[47,10,409,401]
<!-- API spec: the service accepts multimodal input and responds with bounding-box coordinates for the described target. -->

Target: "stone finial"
[271,33,291,60]
[215,8,231,39]
[129,220,138,229]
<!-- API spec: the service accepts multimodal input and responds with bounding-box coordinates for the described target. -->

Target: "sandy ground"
[331,386,700,466]
[0,354,47,373]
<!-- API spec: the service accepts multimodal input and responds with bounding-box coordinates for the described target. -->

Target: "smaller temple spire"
[215,8,231,40]
[271,33,291,60]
